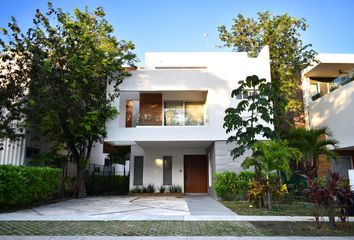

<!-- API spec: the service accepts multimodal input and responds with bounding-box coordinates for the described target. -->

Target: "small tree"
[242,140,301,210]
[286,126,338,167]
[224,75,276,159]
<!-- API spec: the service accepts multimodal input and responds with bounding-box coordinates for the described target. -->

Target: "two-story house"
[104,47,272,194]
[302,53,354,178]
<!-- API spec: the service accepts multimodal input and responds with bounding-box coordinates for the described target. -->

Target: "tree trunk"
[59,162,67,199]
[328,202,336,229]
[75,161,87,198]
[266,175,272,211]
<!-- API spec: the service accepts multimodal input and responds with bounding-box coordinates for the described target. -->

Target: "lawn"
[221,201,327,216]
[253,221,354,236]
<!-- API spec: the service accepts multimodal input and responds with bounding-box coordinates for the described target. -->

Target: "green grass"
[253,221,354,236]
[221,201,327,216]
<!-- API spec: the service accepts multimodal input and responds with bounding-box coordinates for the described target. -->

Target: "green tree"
[0,21,31,142]
[286,126,338,167]
[242,140,301,210]
[218,12,317,131]
[1,3,136,198]
[224,75,276,159]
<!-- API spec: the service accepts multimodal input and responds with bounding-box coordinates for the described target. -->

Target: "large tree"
[1,3,136,197]
[218,12,317,132]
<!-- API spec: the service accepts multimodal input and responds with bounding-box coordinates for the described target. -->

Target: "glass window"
[332,156,353,178]
[133,156,143,185]
[310,83,319,96]
[163,156,172,185]
[164,101,184,126]
[185,102,204,126]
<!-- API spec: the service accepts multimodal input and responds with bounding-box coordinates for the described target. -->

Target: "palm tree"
[286,126,338,169]
[242,140,301,210]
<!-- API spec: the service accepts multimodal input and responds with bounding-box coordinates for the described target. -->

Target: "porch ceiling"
[136,141,213,149]
[306,63,354,78]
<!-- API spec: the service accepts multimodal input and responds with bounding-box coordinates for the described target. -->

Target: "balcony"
[125,92,207,128]
[309,69,354,101]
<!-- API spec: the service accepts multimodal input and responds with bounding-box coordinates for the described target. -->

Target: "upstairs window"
[164,101,204,126]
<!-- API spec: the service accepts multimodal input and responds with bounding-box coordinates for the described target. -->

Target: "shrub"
[0,165,61,209]
[130,186,142,193]
[145,184,155,193]
[214,171,255,200]
[85,175,129,195]
[159,185,166,193]
[168,184,182,193]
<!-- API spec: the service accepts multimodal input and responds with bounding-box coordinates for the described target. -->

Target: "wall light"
[155,158,163,167]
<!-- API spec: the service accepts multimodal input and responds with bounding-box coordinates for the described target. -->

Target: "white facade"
[105,47,272,193]
[302,53,354,177]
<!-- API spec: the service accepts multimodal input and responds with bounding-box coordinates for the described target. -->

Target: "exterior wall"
[213,141,252,173]
[129,144,207,191]
[0,137,25,165]
[307,80,354,149]
[89,141,108,165]
[106,47,272,144]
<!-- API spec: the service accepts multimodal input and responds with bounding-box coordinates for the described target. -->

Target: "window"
[163,156,172,185]
[133,156,143,185]
[235,90,261,100]
[332,156,353,178]
[164,101,204,126]
[310,83,319,96]
[164,101,184,126]
[236,90,249,100]
[126,100,139,127]
[185,102,204,126]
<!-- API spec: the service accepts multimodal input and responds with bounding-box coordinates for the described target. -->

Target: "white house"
[104,46,272,194]
[302,53,354,178]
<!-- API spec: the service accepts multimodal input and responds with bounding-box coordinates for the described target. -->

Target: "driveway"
[0,195,237,221]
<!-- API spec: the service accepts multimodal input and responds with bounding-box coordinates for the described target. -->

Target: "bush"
[214,171,255,200]
[85,175,129,195]
[159,185,166,193]
[142,184,155,193]
[168,184,182,193]
[0,165,61,209]
[130,186,142,193]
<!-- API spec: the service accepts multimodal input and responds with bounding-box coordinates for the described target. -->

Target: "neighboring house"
[0,137,25,165]
[302,53,354,178]
[104,46,272,195]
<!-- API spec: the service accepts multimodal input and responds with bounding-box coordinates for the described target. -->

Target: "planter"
[129,192,184,197]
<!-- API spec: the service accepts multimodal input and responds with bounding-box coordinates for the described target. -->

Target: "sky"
[1,0,354,65]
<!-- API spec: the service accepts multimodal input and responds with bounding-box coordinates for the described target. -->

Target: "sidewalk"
[0,236,353,240]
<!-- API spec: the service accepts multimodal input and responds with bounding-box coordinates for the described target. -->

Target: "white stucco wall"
[106,47,272,144]
[308,80,354,149]
[129,144,207,191]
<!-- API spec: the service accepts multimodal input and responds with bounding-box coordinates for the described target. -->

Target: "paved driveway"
[0,195,236,221]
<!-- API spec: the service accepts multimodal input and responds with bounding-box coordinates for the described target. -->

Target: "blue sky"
[1,0,354,65]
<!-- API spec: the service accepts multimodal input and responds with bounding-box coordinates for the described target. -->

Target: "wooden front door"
[184,155,208,193]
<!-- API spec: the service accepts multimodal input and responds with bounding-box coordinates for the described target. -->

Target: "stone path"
[0,221,261,236]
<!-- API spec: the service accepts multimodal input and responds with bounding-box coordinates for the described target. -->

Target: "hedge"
[214,171,255,200]
[0,165,61,208]
[85,175,129,195]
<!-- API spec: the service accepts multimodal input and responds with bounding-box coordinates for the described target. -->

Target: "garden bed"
[221,201,327,216]
[129,193,184,197]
